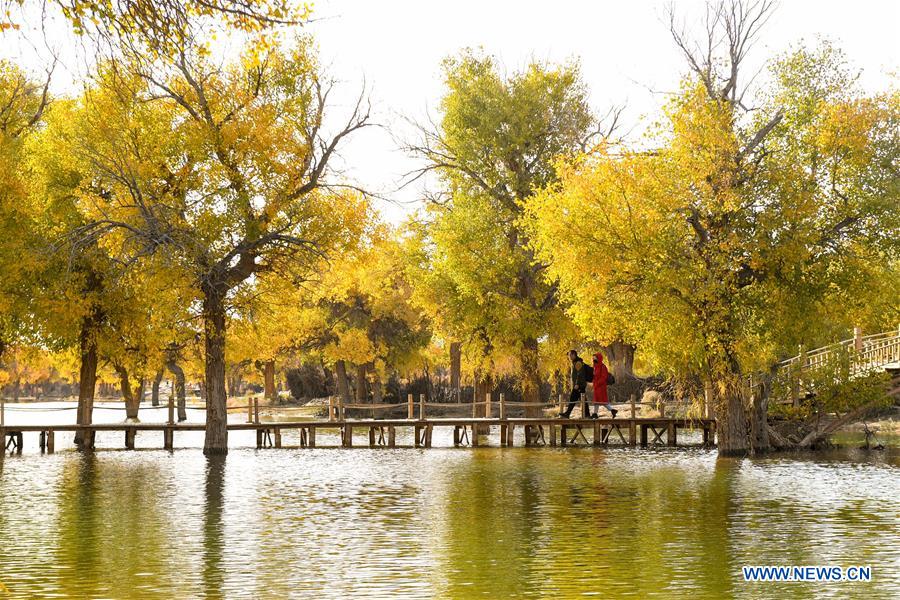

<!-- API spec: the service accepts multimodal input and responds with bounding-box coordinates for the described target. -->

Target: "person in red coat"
[591,352,617,418]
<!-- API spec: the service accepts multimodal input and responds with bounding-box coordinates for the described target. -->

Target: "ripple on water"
[0,442,897,598]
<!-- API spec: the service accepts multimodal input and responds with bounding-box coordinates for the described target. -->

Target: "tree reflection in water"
[203,455,226,599]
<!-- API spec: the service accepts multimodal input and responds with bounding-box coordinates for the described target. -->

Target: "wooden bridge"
[760,326,900,405]
[3,326,896,456]
[1,393,715,455]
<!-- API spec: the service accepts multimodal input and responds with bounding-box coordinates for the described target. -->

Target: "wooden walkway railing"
[752,326,900,405]
[1,392,715,454]
[776,327,900,376]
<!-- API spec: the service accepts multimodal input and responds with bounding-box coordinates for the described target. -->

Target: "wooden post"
[549,424,557,447]
[329,396,335,422]
[640,424,648,447]
[659,396,666,418]
[274,428,282,448]
[419,393,425,421]
[47,429,55,454]
[339,394,345,421]
[388,426,396,448]
[499,393,506,420]
[794,344,806,408]
[407,393,414,419]
[163,427,173,450]
[667,422,677,447]
[630,393,636,419]
[593,420,602,447]
[558,393,564,415]
[484,392,491,418]
[308,426,316,448]
[853,326,863,352]
[253,397,260,425]
[247,397,253,423]
[125,428,135,450]
[343,425,353,447]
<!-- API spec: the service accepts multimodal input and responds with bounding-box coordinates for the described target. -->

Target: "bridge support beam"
[39,429,55,454]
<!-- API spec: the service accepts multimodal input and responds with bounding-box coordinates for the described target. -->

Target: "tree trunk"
[473,371,492,433]
[75,312,100,449]
[228,369,243,398]
[115,364,141,422]
[798,398,884,449]
[716,367,749,456]
[422,362,433,401]
[263,359,276,402]
[449,341,462,402]
[167,359,187,422]
[355,363,367,403]
[521,337,542,417]
[749,374,772,455]
[202,289,228,455]
[600,340,636,380]
[151,369,163,407]
[372,371,383,404]
[334,360,351,404]
[322,361,334,395]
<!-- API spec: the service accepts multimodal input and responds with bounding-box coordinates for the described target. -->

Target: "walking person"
[559,350,590,418]
[591,352,617,418]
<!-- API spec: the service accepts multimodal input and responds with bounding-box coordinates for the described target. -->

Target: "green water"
[1,432,898,599]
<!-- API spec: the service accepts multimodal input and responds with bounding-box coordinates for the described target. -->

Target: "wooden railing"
[776,328,900,377]
[756,326,900,405]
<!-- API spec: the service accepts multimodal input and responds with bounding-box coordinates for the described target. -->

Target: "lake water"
[1,404,898,598]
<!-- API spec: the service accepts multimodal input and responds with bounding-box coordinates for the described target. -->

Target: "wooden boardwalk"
[1,417,716,454]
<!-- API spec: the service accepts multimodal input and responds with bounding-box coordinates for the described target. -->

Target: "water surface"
[0,407,898,598]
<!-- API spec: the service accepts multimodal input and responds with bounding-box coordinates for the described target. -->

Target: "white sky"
[311,0,899,222]
[4,0,898,222]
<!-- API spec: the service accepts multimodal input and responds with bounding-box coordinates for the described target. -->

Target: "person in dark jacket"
[560,350,588,418]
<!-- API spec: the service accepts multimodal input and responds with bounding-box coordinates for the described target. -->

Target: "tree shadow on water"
[203,455,226,599]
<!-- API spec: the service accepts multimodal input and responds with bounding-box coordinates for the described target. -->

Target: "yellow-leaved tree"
[527,4,899,455]
[407,49,618,414]
[51,34,373,454]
